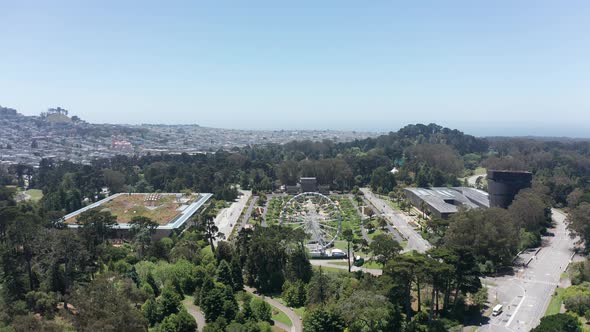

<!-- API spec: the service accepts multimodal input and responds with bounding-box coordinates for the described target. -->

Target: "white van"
[492,304,503,316]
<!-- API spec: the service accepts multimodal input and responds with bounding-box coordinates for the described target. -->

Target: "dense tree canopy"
[443,208,518,271]
[568,203,590,253]
[1,122,589,331]
[532,314,582,332]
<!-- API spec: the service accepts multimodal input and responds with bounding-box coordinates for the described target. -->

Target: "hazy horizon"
[8,108,590,139]
[2,1,589,138]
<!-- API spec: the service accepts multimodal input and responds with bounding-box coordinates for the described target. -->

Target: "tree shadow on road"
[463,305,491,330]
[464,316,491,330]
[489,266,517,278]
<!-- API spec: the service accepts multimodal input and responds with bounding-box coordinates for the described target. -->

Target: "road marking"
[506,293,526,327]
[513,278,558,286]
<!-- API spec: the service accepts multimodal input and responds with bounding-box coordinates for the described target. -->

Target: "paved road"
[213,190,251,243]
[272,321,291,332]
[478,209,576,332]
[244,286,303,332]
[384,222,405,243]
[360,188,431,253]
[365,198,405,243]
[356,195,404,243]
[232,195,258,237]
[182,297,206,332]
[309,259,382,276]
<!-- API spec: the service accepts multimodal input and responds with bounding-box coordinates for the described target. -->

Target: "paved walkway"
[233,195,257,237]
[182,296,206,332]
[273,321,291,332]
[213,190,251,242]
[360,188,431,253]
[244,286,303,332]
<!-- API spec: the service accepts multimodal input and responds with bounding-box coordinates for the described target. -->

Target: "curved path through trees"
[182,296,206,332]
[244,286,303,332]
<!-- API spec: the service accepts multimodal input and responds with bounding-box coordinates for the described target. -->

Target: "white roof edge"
[65,193,213,230]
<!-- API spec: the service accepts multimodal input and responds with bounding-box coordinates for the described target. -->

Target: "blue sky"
[1,1,589,137]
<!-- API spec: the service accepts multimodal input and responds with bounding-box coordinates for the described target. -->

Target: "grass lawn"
[481,280,498,287]
[472,167,488,187]
[362,261,383,269]
[264,196,291,226]
[271,305,292,327]
[182,295,200,311]
[293,306,306,318]
[200,246,215,260]
[385,200,414,216]
[312,265,347,274]
[385,199,400,210]
[333,240,350,252]
[333,196,362,238]
[24,189,43,201]
[330,261,351,267]
[66,193,200,224]
[474,167,487,175]
[458,167,487,184]
[545,288,565,316]
[328,259,382,270]
[98,194,181,224]
[367,228,385,240]
[275,298,306,318]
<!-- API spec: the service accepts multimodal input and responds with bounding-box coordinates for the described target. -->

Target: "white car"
[331,249,347,258]
[492,304,503,316]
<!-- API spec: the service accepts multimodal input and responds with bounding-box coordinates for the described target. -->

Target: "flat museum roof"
[404,187,489,214]
[64,192,212,230]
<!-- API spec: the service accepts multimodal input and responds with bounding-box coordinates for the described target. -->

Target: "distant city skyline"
[1,1,589,137]
[8,108,590,139]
